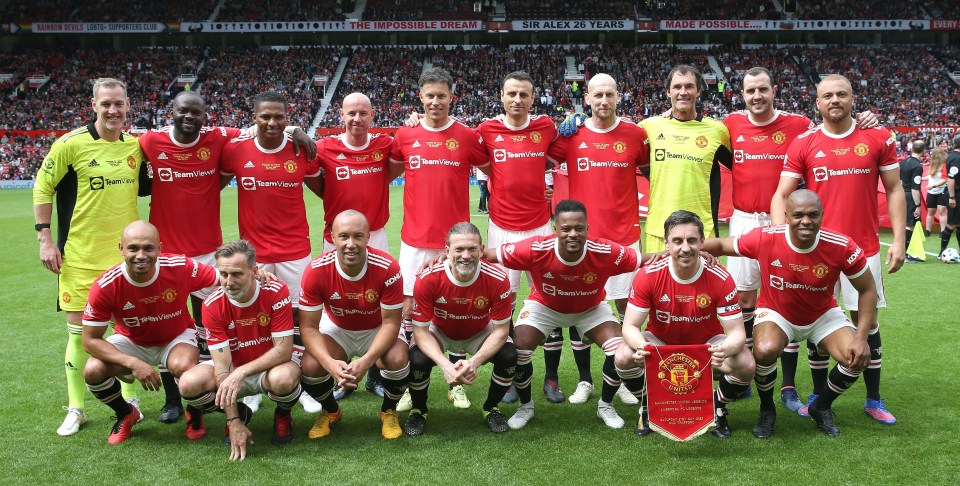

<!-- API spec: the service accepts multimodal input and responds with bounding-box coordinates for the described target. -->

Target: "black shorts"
[906,199,919,226]
[948,202,960,226]
[927,191,948,208]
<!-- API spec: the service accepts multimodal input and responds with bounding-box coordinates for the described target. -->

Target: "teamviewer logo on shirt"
[770,275,785,290]
[493,149,507,163]
[409,155,421,169]
[541,284,556,296]
[240,177,257,190]
[158,167,174,182]
[576,158,590,171]
[812,166,829,182]
[336,166,351,180]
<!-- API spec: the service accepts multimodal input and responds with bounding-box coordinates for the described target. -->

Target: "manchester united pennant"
[644,344,714,441]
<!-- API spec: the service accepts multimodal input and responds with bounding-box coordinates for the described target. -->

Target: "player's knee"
[751,340,781,366]
[82,358,108,383]
[493,342,518,367]
[299,354,325,377]
[166,350,199,377]
[178,367,212,396]
[613,342,638,370]
[268,366,301,394]
[381,341,410,370]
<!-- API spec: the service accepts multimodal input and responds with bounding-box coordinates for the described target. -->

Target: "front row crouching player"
[615,210,755,439]
[484,199,656,430]
[82,221,218,444]
[297,210,410,440]
[406,223,516,436]
[178,240,303,461]
[703,190,875,437]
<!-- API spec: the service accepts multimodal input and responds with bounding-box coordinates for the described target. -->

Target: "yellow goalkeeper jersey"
[639,115,732,239]
[33,123,145,271]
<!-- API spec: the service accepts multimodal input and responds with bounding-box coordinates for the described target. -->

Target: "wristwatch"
[35,223,51,231]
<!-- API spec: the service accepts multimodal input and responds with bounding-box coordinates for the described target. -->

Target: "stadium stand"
[215,0,346,22]
[792,45,960,126]
[198,46,342,128]
[641,0,780,21]
[0,0,218,22]
[505,0,636,20]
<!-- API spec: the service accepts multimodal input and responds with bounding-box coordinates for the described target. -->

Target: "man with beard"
[404,222,515,435]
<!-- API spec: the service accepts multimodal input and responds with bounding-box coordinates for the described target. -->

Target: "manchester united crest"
[695,136,708,148]
[284,160,298,173]
[161,288,177,303]
[854,143,870,157]
[695,293,711,308]
[364,289,379,303]
[519,310,530,320]
[583,272,598,284]
[613,141,627,154]
[257,312,270,326]
[62,292,71,304]
[372,150,384,161]
[658,353,703,395]
[197,147,211,161]
[530,131,542,144]
[445,138,459,151]
[127,156,137,169]
[772,131,787,145]
[812,263,829,278]
[474,295,489,309]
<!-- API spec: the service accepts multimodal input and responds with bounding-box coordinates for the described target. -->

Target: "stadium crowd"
[3,43,959,177]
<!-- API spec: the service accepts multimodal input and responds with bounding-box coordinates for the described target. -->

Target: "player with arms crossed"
[771,74,905,425]
[405,223,516,435]
[704,190,875,437]
[298,210,410,440]
[34,77,153,436]
[82,221,218,444]
[485,200,655,430]
[178,240,303,460]
[616,210,754,439]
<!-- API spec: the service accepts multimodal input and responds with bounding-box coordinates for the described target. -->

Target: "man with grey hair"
[404,222,516,436]
[388,68,489,408]
[33,77,154,436]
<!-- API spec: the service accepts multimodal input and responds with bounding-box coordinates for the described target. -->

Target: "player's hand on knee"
[847,338,871,372]
[216,373,245,409]
[131,361,161,391]
[332,360,357,389]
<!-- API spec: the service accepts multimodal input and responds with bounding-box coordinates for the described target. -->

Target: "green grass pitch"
[1,187,957,484]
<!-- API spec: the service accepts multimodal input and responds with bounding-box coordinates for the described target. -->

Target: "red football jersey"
[412,261,512,340]
[498,235,638,314]
[298,247,404,331]
[724,110,814,214]
[551,162,568,212]
[629,258,741,345]
[548,119,650,245]
[734,224,868,325]
[221,134,320,263]
[477,115,556,231]
[782,125,898,256]
[140,126,240,256]
[316,133,393,242]
[83,255,219,347]
[389,120,488,248]
[203,279,294,367]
